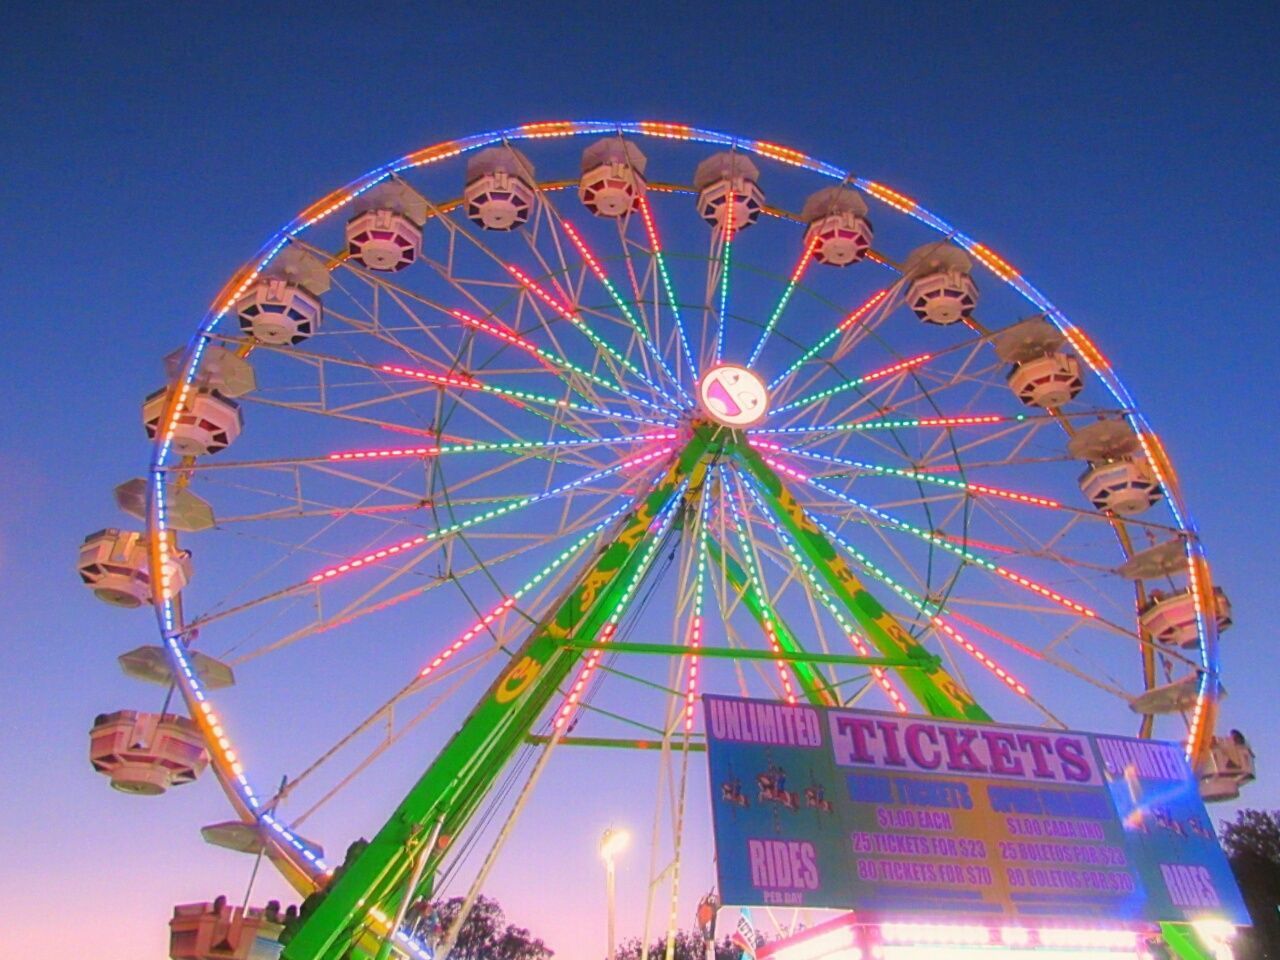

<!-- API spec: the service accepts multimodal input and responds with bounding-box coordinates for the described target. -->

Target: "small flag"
[731,908,757,960]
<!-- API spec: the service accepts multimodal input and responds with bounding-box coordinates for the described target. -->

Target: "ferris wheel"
[81,121,1252,960]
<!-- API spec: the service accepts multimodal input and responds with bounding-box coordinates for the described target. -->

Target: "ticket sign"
[703,695,1247,924]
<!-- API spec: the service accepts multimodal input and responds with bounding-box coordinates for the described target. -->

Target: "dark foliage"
[429,894,553,960]
[615,929,746,960]
[1220,809,1280,960]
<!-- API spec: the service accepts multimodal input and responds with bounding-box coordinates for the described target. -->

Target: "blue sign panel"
[704,695,1247,924]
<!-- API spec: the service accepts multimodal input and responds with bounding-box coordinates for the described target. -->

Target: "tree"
[616,929,746,960]
[1223,810,1280,866]
[1220,809,1280,960]
[429,894,553,960]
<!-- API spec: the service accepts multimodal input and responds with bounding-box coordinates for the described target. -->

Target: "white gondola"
[578,138,647,218]
[1140,587,1233,648]
[1007,352,1084,408]
[693,152,764,230]
[144,386,243,456]
[201,820,324,859]
[235,246,329,344]
[1078,458,1163,515]
[115,477,215,532]
[77,528,191,607]
[166,345,257,397]
[89,710,209,795]
[235,278,322,346]
[1116,538,1188,579]
[1198,733,1256,802]
[118,645,235,690]
[1129,674,1205,715]
[902,243,979,325]
[1066,417,1142,461]
[464,146,536,230]
[345,181,428,272]
[992,315,1065,363]
[169,901,284,960]
[801,187,872,266]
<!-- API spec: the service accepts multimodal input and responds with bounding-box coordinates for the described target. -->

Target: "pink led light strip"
[380,364,480,390]
[838,288,891,332]
[308,446,672,584]
[506,265,580,326]
[761,454,1098,620]
[750,439,1061,509]
[724,475,800,705]
[931,616,1029,697]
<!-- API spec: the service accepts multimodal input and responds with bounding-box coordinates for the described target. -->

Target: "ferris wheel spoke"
[557,217,691,404]
[635,194,699,382]
[420,187,675,415]
[783,463,1127,629]
[505,263,674,405]
[242,333,663,431]
[749,535,847,694]
[768,350,937,418]
[188,447,672,633]
[212,481,644,670]
[551,479,690,732]
[746,233,817,368]
[731,470,911,713]
[767,286,898,395]
[674,484,715,729]
[772,313,1003,429]
[377,358,676,428]
[518,172,688,409]
[242,498,637,776]
[449,306,645,410]
[306,445,672,583]
[315,264,464,367]
[708,205,732,365]
[754,439,1066,510]
[704,536,795,705]
[734,495,865,694]
[170,431,656,475]
[613,219,667,374]
[801,511,1063,723]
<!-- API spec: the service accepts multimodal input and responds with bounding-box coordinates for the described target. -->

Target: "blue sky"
[2,4,1277,958]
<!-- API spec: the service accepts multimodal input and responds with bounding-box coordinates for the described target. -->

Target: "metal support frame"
[282,431,715,960]
[564,638,941,671]
[704,534,838,707]
[284,424,1010,958]
[731,437,991,721]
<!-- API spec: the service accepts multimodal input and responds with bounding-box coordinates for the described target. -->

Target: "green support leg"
[1161,922,1218,960]
[705,535,840,707]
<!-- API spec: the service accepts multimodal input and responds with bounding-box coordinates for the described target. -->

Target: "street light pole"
[606,849,618,960]
[600,827,630,960]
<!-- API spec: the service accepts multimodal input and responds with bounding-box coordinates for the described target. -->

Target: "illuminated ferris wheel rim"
[141,119,1223,899]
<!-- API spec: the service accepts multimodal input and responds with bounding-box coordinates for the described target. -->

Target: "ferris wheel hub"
[697,363,769,427]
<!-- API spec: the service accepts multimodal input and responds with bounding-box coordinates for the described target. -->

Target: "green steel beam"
[732,438,991,722]
[705,534,839,707]
[1160,923,1216,960]
[526,734,707,752]
[563,638,941,670]
[282,430,716,960]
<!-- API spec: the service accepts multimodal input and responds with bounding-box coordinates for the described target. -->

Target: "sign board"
[704,695,1247,924]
